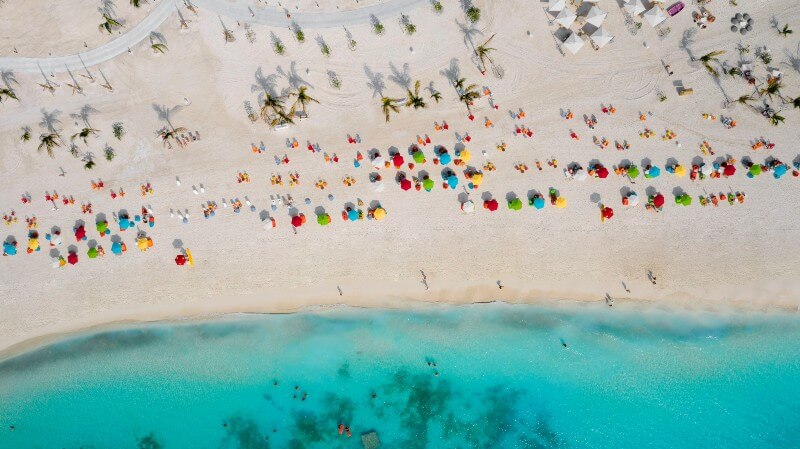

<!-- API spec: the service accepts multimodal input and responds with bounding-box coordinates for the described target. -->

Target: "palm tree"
[430,90,442,103]
[734,94,756,105]
[779,24,793,37]
[98,14,122,34]
[785,96,800,109]
[151,43,168,54]
[0,88,18,102]
[156,127,188,147]
[405,80,427,110]
[725,67,742,77]
[381,96,401,122]
[288,86,319,117]
[698,50,725,77]
[131,0,142,6]
[259,93,293,127]
[759,79,782,100]
[475,34,496,75]
[71,127,99,144]
[769,114,785,126]
[453,78,480,112]
[38,133,62,158]
[20,127,31,142]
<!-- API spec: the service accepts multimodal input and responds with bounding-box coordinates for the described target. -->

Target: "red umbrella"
[400,179,412,191]
[596,166,609,179]
[175,254,186,266]
[484,199,499,211]
[291,215,303,227]
[602,207,614,219]
[723,164,736,177]
[67,252,78,265]
[392,153,404,168]
[74,225,86,241]
[653,193,665,208]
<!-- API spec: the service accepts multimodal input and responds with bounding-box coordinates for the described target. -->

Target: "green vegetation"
[466,6,481,23]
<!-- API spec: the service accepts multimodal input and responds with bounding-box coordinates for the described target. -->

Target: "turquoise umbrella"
[773,165,788,179]
[644,166,661,178]
[347,209,359,221]
[447,175,459,189]
[531,197,545,209]
[3,242,17,256]
[111,241,123,255]
[439,153,452,165]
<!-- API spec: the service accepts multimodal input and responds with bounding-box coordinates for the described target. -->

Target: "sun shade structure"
[554,8,577,27]
[585,6,607,27]
[548,0,566,13]
[644,6,667,27]
[461,200,475,213]
[590,26,613,48]
[563,32,585,54]
[624,0,646,16]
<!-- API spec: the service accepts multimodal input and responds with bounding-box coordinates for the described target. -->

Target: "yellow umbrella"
[674,164,686,177]
[28,238,39,252]
[137,238,149,251]
[459,149,472,163]
[555,197,568,209]
[471,173,483,186]
[185,248,194,267]
[373,208,387,221]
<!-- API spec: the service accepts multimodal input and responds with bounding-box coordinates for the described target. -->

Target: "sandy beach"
[1,0,800,356]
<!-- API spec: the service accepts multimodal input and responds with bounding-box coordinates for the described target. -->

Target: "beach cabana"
[590,27,613,48]
[623,0,645,16]
[554,8,576,28]
[548,0,565,13]
[461,200,475,213]
[563,32,585,54]
[585,6,607,27]
[644,6,667,27]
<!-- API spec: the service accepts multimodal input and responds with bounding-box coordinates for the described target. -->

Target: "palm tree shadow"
[456,19,483,53]
[440,58,461,85]
[1,70,18,90]
[39,109,62,132]
[276,61,312,90]
[70,104,100,127]
[152,103,183,131]
[388,62,411,89]
[252,67,278,100]
[149,31,167,45]
[364,64,385,98]
[679,28,697,61]
[783,42,800,73]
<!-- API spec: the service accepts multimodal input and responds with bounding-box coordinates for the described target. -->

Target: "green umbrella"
[413,151,426,164]
[508,198,523,210]
[681,195,692,206]
[422,178,435,192]
[96,221,108,234]
[749,164,762,176]
[317,214,331,226]
[87,247,98,259]
[627,165,640,179]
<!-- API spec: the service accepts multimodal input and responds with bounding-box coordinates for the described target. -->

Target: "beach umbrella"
[111,241,123,255]
[602,207,614,220]
[748,164,762,177]
[624,0,645,16]
[317,214,331,226]
[563,32,584,54]
[371,156,385,168]
[439,153,452,165]
[461,200,475,213]
[508,198,523,211]
[652,193,665,208]
[447,175,459,189]
[119,217,131,231]
[347,209,359,221]
[590,26,613,48]
[400,179,412,191]
[531,196,545,210]
[627,192,640,207]
[412,150,426,164]
[137,237,149,251]
[3,241,17,256]
[627,165,640,179]
[373,208,387,221]
[51,257,63,268]
[573,168,588,181]
[27,238,39,252]
[457,149,472,163]
[585,5,607,27]
[675,194,692,206]
[96,221,108,235]
[422,178,435,191]
[555,197,568,209]
[673,165,686,177]
[470,173,483,187]
[185,248,194,267]
[644,6,667,27]
[67,252,78,265]
[723,164,736,177]
[773,164,788,179]
[484,199,499,211]
[392,153,404,168]
[74,225,86,241]
[554,8,576,27]
[87,247,98,259]
[548,0,565,12]
[291,215,304,227]
[373,182,385,192]
[645,166,661,178]
[175,254,187,266]
[596,166,609,179]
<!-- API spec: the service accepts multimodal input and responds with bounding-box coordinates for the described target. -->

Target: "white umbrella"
[590,26,613,48]
[643,6,667,27]
[585,5,607,27]
[461,200,475,214]
[371,156,384,168]
[562,32,585,54]
[554,8,577,28]
[701,165,713,176]
[548,0,565,13]
[627,192,640,207]
[623,0,645,16]
[574,168,588,181]
[373,182,385,193]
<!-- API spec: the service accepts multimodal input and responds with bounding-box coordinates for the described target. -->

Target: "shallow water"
[1,303,799,449]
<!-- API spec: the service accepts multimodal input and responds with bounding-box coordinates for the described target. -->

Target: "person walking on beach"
[648,271,657,285]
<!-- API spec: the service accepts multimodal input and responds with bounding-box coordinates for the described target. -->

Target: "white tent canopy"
[643,6,667,27]
[563,32,585,54]
[590,26,613,48]
[554,8,577,28]
[548,0,566,13]
[585,5,607,27]
[623,0,646,16]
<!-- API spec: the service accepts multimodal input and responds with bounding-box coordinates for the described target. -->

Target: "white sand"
[1,0,800,356]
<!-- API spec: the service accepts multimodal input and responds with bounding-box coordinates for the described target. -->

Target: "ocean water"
[1,303,799,449]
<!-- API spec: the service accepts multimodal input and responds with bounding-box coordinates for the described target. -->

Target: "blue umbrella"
[532,197,545,209]
[645,166,661,178]
[447,175,459,189]
[3,242,17,256]
[347,209,359,221]
[119,218,131,230]
[111,241,123,255]
[439,153,452,165]
[773,164,788,179]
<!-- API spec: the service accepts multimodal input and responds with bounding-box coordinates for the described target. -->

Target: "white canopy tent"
[643,6,667,27]
[548,0,566,13]
[554,8,577,28]
[623,0,646,16]
[590,26,613,48]
[563,32,585,54]
[585,5,607,27]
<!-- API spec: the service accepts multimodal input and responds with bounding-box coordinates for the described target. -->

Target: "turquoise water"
[1,303,800,449]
